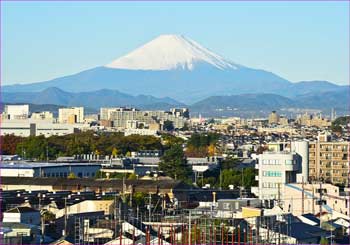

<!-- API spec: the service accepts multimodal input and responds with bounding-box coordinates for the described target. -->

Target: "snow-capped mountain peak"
[105,34,240,71]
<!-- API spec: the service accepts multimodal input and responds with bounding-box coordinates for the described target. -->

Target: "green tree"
[16,135,48,160]
[133,192,146,207]
[181,122,190,131]
[162,134,184,149]
[163,120,175,131]
[127,173,137,180]
[67,172,77,179]
[320,237,328,245]
[1,134,23,155]
[112,147,118,157]
[41,210,55,222]
[330,124,342,134]
[159,144,192,181]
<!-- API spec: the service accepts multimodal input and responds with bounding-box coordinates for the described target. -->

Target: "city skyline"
[2,1,349,85]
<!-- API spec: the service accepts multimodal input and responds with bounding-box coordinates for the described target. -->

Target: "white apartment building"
[30,111,54,120]
[58,107,84,124]
[253,151,301,200]
[3,104,29,120]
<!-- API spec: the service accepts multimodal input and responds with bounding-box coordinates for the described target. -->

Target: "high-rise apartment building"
[309,139,349,185]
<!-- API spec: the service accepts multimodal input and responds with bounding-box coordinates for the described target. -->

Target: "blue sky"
[1,1,349,85]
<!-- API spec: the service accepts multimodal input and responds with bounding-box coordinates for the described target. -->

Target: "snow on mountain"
[105,34,240,71]
[3,34,345,105]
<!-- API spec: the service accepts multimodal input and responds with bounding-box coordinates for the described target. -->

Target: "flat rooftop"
[1,162,101,169]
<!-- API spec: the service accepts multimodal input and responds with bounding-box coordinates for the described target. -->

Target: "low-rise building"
[0,120,79,137]
[0,162,101,178]
[283,183,349,217]
[58,107,84,124]
[2,207,40,225]
[30,111,54,120]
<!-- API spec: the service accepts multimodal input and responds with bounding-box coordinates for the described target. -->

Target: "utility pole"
[38,193,42,245]
[312,187,315,214]
[188,210,191,245]
[219,169,222,191]
[148,192,152,223]
[64,197,67,237]
[319,181,323,228]
[114,194,117,237]
[277,183,281,207]
[46,144,49,162]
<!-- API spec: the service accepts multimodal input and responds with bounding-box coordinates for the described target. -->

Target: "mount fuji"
[3,34,345,104]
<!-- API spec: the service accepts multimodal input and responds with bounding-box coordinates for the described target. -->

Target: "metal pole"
[319,181,322,228]
[64,197,67,237]
[188,210,191,245]
[149,192,152,223]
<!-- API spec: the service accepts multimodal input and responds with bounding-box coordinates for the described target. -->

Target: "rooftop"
[5,206,39,213]
[1,162,101,169]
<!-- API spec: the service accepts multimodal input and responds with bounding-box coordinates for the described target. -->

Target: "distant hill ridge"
[2,87,349,117]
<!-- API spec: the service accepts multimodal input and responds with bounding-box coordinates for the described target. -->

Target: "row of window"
[262,182,282,188]
[261,159,296,165]
[42,172,95,178]
[263,171,282,177]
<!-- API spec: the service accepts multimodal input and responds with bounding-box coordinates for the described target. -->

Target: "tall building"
[268,111,280,124]
[107,107,188,129]
[4,105,29,120]
[309,137,349,184]
[100,107,134,120]
[291,141,309,183]
[296,113,331,127]
[253,151,301,201]
[170,108,190,119]
[58,107,84,124]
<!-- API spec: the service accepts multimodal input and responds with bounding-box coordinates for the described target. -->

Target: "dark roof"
[268,221,328,241]
[6,206,39,213]
[1,177,190,192]
[301,213,320,225]
[172,189,240,203]
[1,222,34,229]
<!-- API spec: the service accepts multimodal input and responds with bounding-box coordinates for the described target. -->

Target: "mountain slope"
[2,87,185,109]
[191,93,296,111]
[190,89,349,117]
[2,34,291,103]
[3,34,345,103]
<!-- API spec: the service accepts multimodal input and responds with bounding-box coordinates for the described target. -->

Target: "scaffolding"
[71,208,293,245]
